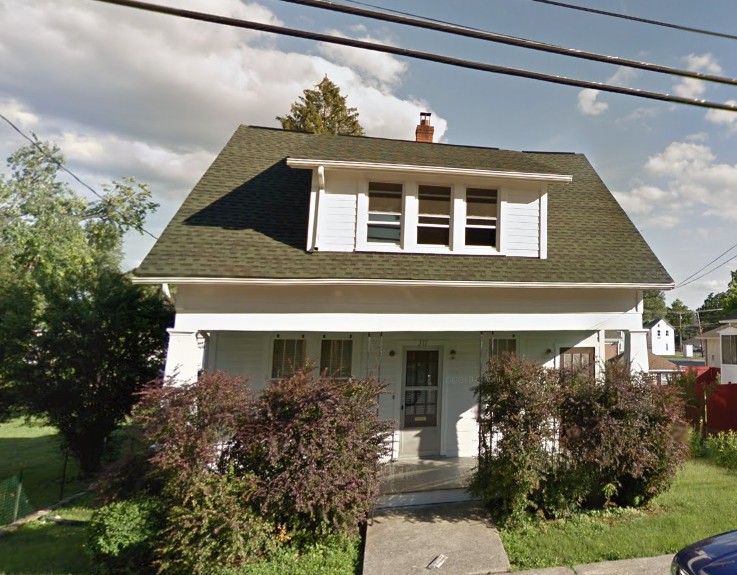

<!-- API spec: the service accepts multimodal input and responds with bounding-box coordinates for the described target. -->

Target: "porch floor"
[377,457,476,507]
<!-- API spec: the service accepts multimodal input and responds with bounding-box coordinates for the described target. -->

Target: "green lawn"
[0,419,86,511]
[501,459,737,570]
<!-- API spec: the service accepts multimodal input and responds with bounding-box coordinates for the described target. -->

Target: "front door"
[560,346,595,377]
[400,349,441,458]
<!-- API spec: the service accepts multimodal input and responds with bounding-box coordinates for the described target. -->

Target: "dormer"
[288,115,571,260]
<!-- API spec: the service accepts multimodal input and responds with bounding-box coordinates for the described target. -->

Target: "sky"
[1,0,736,309]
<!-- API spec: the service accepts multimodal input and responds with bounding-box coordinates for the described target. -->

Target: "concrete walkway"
[362,501,674,575]
[363,502,510,575]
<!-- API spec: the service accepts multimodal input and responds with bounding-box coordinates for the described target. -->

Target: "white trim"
[539,184,548,260]
[287,158,573,183]
[133,276,675,290]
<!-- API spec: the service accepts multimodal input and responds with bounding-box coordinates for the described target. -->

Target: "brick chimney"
[415,112,434,143]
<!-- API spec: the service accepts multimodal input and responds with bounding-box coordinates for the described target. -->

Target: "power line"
[279,0,737,88]
[674,243,737,290]
[92,0,737,113]
[0,111,158,240]
[525,0,737,42]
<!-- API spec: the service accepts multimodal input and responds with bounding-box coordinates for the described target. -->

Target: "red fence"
[689,367,737,434]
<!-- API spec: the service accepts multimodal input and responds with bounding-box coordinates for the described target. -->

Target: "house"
[647,352,680,384]
[699,311,737,383]
[133,115,673,462]
[644,317,675,355]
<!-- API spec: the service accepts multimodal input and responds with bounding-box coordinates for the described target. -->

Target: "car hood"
[675,530,737,575]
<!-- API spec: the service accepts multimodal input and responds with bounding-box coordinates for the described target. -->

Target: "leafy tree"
[0,138,173,475]
[643,290,667,323]
[276,76,365,136]
[697,270,737,331]
[667,298,697,346]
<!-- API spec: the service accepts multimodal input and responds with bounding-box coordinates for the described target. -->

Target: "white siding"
[314,175,357,252]
[501,189,540,257]
[208,332,269,389]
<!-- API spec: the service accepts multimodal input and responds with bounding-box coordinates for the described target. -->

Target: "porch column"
[624,329,649,373]
[164,329,200,385]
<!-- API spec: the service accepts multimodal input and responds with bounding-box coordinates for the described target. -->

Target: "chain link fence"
[0,474,34,527]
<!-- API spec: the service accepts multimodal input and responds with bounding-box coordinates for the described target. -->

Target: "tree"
[697,270,737,331]
[667,298,697,348]
[0,138,173,475]
[643,290,667,323]
[276,76,365,136]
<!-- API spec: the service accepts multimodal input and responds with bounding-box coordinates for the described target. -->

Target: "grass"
[501,459,737,570]
[0,418,86,510]
[0,496,94,575]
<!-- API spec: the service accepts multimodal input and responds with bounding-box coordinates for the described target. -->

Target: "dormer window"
[418,185,451,246]
[465,188,498,248]
[368,182,403,245]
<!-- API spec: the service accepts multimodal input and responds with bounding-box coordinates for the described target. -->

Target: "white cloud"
[0,0,449,265]
[706,100,737,132]
[673,53,722,99]
[577,89,608,116]
[619,138,737,227]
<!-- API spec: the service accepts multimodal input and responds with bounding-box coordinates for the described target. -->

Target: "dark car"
[672,530,737,575]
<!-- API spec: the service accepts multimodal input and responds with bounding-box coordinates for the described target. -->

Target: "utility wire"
[0,111,159,240]
[279,0,737,87]
[525,0,737,42]
[92,0,737,113]
[677,241,737,288]
[675,248,737,291]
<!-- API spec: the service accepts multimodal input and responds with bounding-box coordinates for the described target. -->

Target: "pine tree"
[277,76,365,136]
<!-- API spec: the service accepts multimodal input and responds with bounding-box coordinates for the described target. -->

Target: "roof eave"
[286,158,573,183]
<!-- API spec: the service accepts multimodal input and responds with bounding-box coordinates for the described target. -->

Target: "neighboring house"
[716,311,737,384]
[698,326,724,368]
[133,115,673,461]
[647,352,680,384]
[644,317,675,355]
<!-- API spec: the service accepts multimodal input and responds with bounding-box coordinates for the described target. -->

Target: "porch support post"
[164,329,200,385]
[624,329,649,374]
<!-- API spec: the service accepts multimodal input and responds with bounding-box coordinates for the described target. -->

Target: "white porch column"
[624,329,649,374]
[164,329,200,385]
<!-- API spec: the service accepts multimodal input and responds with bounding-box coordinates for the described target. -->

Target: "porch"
[376,457,477,508]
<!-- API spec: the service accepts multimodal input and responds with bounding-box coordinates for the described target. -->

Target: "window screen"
[271,338,306,378]
[320,339,353,378]
[368,182,402,244]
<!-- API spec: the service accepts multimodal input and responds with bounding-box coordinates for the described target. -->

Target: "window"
[723,335,737,365]
[465,188,498,247]
[657,330,661,337]
[560,347,595,377]
[320,339,353,378]
[417,185,451,246]
[490,338,516,357]
[666,330,669,336]
[367,182,402,245]
[271,338,306,378]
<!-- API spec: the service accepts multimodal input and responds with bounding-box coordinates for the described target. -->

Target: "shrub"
[705,431,737,470]
[226,369,393,542]
[471,356,688,525]
[470,354,560,524]
[87,497,165,575]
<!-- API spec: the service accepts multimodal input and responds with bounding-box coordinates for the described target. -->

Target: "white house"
[644,318,675,355]
[699,312,737,383]
[134,116,673,461]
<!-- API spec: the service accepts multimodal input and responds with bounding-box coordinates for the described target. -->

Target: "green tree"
[643,290,667,323]
[667,298,697,348]
[697,270,737,331]
[276,76,365,136]
[0,138,173,475]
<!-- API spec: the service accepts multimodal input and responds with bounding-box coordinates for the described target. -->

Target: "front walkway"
[363,501,510,575]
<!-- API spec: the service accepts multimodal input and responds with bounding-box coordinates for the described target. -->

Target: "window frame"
[319,338,354,379]
[722,334,737,366]
[271,337,306,379]
[356,178,505,255]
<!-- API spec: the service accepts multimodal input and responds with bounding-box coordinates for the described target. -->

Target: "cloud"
[706,100,737,132]
[576,67,639,116]
[673,53,722,99]
[577,89,608,116]
[0,0,449,266]
[617,138,737,227]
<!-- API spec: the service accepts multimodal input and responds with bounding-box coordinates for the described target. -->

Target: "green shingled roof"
[135,125,673,286]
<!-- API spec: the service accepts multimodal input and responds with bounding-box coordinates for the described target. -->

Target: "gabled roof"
[135,125,673,286]
[647,352,679,372]
[643,317,673,330]
[697,326,727,339]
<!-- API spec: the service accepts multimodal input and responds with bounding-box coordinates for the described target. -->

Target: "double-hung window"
[367,182,403,245]
[320,339,353,378]
[417,185,451,246]
[723,335,737,365]
[490,338,516,357]
[465,188,498,248]
[271,338,306,378]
